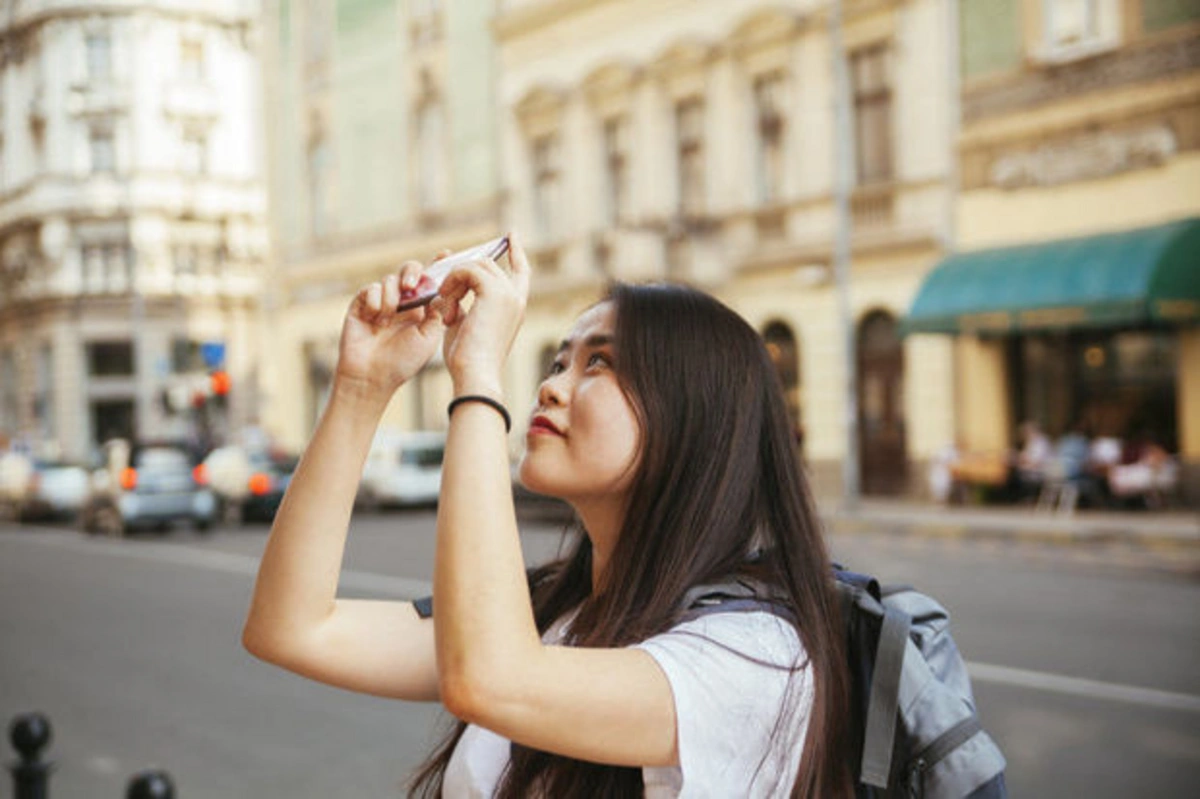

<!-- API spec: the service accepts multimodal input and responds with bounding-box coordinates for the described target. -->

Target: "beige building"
[0,0,268,462]
[494,0,960,499]
[260,0,502,452]
[905,0,1200,502]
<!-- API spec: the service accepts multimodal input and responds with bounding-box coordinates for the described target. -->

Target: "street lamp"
[829,0,861,509]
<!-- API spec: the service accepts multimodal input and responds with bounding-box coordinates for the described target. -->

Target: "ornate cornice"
[963,34,1200,123]
[493,0,623,42]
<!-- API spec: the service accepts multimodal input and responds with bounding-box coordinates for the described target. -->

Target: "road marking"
[968,662,1200,713]
[6,528,1200,714]
[0,529,433,598]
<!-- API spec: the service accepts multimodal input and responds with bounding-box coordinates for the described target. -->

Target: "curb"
[821,512,1200,551]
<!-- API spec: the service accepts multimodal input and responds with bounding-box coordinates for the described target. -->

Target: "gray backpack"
[682,567,1008,798]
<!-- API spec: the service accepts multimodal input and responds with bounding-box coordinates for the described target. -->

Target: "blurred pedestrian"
[243,233,852,797]
[1014,420,1051,502]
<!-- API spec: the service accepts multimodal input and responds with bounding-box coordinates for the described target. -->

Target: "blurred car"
[17,459,91,522]
[81,440,216,537]
[358,431,445,510]
[203,445,296,523]
[0,451,90,523]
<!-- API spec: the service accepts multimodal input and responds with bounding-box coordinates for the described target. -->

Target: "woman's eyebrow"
[557,333,614,354]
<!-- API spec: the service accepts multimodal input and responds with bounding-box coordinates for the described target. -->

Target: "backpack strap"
[679,579,795,624]
[860,604,912,788]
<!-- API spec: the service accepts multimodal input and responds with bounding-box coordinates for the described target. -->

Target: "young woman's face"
[518,302,641,503]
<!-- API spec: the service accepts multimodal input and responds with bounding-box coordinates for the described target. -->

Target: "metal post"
[830,0,860,508]
[8,712,53,799]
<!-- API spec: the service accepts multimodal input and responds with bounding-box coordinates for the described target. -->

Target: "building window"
[1041,0,1121,57]
[850,46,893,186]
[416,99,446,212]
[411,0,442,44]
[675,98,705,215]
[180,129,207,175]
[303,0,330,68]
[180,38,205,82]
[602,116,629,226]
[87,341,134,377]
[531,133,561,242]
[763,321,802,453]
[753,74,786,205]
[34,344,54,442]
[90,126,116,173]
[0,350,17,434]
[172,339,206,373]
[86,31,112,83]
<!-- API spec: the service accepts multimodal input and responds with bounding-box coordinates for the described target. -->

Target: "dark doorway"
[91,399,135,448]
[858,310,907,495]
[762,321,803,456]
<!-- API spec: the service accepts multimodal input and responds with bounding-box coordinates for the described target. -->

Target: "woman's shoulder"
[637,607,804,669]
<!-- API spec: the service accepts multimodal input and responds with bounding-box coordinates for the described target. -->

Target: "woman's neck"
[572,497,625,591]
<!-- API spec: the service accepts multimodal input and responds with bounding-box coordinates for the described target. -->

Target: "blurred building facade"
[494,0,959,498]
[905,0,1200,500]
[260,0,501,451]
[0,0,268,462]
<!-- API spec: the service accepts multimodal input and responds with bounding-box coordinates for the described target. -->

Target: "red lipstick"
[528,415,563,436]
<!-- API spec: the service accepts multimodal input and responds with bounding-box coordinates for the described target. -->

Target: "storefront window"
[1013,329,1178,451]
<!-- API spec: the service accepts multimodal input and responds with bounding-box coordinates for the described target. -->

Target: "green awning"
[904,217,1200,335]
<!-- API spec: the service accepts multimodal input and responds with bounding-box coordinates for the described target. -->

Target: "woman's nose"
[537,373,567,407]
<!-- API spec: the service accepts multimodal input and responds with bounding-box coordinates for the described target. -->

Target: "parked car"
[0,452,90,523]
[19,459,91,522]
[81,440,216,537]
[358,431,445,510]
[203,445,297,523]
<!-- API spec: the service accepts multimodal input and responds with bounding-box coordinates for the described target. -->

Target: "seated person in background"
[1109,432,1179,508]
[1014,421,1052,501]
[1054,421,1101,506]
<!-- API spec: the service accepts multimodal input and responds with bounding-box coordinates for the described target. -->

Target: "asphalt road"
[2,510,1198,798]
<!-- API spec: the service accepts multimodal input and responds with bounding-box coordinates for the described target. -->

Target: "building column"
[956,335,1011,453]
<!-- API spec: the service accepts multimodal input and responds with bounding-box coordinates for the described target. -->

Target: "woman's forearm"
[243,379,388,656]
[434,401,540,712]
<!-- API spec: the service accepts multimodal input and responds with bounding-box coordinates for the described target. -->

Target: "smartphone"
[397,235,511,311]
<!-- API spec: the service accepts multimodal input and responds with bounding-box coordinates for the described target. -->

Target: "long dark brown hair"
[411,282,850,797]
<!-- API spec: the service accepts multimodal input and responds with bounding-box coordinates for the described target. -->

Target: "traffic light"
[210,370,231,397]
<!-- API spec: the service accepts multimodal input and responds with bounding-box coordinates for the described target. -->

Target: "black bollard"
[127,769,175,799]
[8,712,53,799]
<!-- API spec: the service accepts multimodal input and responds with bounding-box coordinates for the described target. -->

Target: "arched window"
[762,321,803,453]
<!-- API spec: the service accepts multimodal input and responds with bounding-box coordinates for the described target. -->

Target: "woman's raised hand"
[433,231,532,399]
[335,261,445,401]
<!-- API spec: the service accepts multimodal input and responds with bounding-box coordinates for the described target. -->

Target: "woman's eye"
[545,360,566,378]
[586,352,611,369]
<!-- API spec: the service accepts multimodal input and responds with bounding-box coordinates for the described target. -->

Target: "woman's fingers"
[366,282,383,315]
[382,273,401,312]
[507,230,532,301]
[398,260,423,292]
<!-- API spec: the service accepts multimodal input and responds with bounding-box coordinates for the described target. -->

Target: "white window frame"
[1038,0,1121,63]
[89,125,116,173]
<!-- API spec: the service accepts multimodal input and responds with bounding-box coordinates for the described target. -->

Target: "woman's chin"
[516,461,558,499]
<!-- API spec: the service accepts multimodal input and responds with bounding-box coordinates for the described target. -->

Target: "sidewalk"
[818,497,1200,548]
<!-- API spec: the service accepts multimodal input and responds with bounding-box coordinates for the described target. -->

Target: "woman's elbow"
[439,668,508,725]
[242,620,295,667]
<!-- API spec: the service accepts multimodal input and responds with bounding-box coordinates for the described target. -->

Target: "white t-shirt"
[442,609,812,798]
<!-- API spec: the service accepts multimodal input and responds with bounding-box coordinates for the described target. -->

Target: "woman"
[242,233,850,797]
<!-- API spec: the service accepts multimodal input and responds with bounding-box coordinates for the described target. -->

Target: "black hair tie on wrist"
[447,395,512,432]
